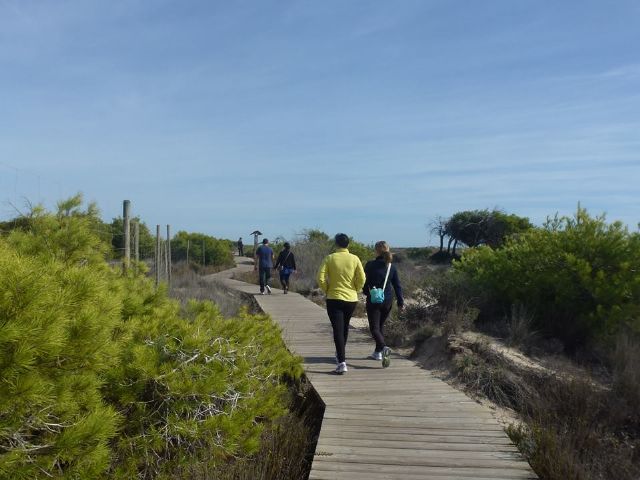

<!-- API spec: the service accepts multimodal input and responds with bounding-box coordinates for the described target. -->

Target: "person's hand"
[253,266,257,272]
[398,304,405,314]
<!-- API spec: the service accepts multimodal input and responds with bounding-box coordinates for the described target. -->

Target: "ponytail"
[374,241,393,264]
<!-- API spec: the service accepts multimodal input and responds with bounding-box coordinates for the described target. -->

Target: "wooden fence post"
[202,239,205,266]
[134,221,139,273]
[155,225,161,287]
[186,239,190,264]
[166,225,171,287]
[123,200,131,272]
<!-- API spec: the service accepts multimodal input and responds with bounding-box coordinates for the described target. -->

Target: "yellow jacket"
[316,248,366,302]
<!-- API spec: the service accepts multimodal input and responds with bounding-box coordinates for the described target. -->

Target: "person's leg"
[378,300,393,344]
[379,300,394,368]
[366,302,385,352]
[258,268,266,292]
[264,268,272,293]
[341,301,358,346]
[327,300,346,364]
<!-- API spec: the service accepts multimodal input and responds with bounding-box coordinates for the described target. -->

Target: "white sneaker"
[334,362,348,375]
[266,285,272,295]
[369,351,383,361]
[382,346,392,368]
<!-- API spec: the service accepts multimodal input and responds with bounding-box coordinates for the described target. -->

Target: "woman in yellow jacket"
[316,233,366,375]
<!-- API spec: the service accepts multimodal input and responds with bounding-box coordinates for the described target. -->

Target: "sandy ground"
[350,316,369,329]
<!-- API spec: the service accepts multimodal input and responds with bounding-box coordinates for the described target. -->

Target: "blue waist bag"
[369,287,385,304]
[369,263,391,304]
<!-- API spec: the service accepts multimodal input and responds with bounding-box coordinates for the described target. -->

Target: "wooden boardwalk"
[212,257,537,480]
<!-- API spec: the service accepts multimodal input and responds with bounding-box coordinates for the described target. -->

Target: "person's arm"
[316,256,329,293]
[391,266,404,308]
[291,253,297,271]
[274,251,282,269]
[362,262,370,295]
[354,258,366,293]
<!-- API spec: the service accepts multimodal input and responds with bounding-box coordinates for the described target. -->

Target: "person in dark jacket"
[254,238,274,295]
[274,242,296,294]
[363,241,404,368]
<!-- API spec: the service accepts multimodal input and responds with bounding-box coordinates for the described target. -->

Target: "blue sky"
[1,0,639,246]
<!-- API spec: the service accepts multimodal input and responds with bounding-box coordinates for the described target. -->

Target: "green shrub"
[110,216,155,260]
[171,231,234,267]
[0,240,120,479]
[455,208,640,348]
[106,299,303,478]
[0,197,303,479]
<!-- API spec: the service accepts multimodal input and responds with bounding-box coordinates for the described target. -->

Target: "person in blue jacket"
[363,241,404,368]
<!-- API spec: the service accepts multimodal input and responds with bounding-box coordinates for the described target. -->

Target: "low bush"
[454,208,640,350]
[404,247,435,262]
[171,231,234,268]
[0,197,304,479]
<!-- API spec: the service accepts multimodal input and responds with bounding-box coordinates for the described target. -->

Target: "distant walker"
[254,238,274,295]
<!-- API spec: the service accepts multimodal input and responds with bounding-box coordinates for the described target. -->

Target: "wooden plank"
[316,437,518,451]
[310,462,537,479]
[311,453,532,470]
[313,444,524,461]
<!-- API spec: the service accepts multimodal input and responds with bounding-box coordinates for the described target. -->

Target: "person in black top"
[237,237,244,256]
[363,241,404,367]
[274,242,297,294]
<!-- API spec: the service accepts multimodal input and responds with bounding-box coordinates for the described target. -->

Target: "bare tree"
[429,216,448,252]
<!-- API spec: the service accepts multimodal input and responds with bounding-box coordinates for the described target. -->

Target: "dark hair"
[334,233,350,248]
[262,238,269,244]
[283,242,291,249]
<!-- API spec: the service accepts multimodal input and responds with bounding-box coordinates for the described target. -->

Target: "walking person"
[363,241,404,368]
[237,237,244,256]
[274,242,296,294]
[317,233,366,375]
[254,238,274,295]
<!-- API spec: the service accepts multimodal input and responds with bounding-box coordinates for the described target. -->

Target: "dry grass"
[449,334,640,480]
[612,333,640,407]
[505,304,540,351]
[170,262,258,316]
[188,380,324,480]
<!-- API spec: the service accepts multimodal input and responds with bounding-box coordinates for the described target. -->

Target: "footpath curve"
[211,257,537,480]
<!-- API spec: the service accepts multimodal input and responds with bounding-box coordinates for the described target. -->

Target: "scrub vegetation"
[384,207,640,480]
[0,195,312,479]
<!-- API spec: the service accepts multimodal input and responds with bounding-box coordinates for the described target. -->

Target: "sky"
[1,0,639,246]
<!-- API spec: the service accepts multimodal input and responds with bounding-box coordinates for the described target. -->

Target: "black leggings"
[366,299,393,352]
[326,299,358,364]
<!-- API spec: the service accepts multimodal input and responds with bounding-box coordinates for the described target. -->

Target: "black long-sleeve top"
[363,257,404,306]
[275,249,296,270]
